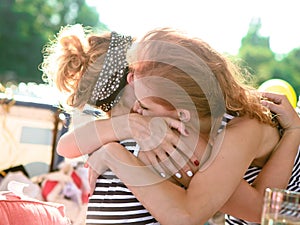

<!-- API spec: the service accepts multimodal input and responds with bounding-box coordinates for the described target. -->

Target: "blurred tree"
[275,48,300,95]
[0,0,107,84]
[238,17,299,96]
[238,17,276,86]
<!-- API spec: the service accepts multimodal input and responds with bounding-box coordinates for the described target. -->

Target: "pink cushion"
[0,192,70,225]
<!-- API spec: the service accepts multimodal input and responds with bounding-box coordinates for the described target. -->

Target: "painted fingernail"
[160,172,166,178]
[187,170,193,177]
[194,160,199,166]
[175,172,182,179]
[260,100,266,105]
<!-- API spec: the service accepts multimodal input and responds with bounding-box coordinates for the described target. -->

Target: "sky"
[86,0,300,55]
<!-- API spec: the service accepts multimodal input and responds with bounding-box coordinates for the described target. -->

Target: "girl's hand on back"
[261,92,300,130]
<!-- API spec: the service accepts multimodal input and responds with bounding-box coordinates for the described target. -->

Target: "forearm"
[220,179,263,222]
[252,129,300,192]
[57,113,146,158]
[57,117,124,158]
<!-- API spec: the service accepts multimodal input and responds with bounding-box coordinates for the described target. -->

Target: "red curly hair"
[132,27,275,126]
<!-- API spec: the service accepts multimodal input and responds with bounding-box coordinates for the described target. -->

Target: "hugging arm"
[56,113,188,159]
[56,117,119,158]
[87,120,269,225]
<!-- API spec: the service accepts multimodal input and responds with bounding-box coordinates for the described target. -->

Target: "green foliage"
[0,0,107,84]
[0,4,299,99]
[238,18,300,97]
[274,48,300,95]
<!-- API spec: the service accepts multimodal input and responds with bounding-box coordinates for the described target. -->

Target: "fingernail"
[194,160,199,166]
[186,170,193,177]
[160,172,166,178]
[261,101,267,106]
[175,172,182,179]
[179,111,184,120]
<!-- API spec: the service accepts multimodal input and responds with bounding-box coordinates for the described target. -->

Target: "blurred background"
[0,0,299,99]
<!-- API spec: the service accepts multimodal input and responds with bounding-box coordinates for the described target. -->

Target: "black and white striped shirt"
[85,139,159,225]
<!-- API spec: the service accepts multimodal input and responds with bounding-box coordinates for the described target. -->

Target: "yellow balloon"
[258,79,297,108]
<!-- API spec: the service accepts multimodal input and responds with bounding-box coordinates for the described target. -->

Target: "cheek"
[154,105,178,118]
[159,111,176,118]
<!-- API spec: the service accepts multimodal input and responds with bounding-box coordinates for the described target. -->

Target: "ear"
[127,72,134,86]
[177,109,190,122]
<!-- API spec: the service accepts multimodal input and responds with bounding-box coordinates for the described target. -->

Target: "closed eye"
[138,100,148,110]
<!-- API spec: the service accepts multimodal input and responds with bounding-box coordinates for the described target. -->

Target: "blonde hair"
[41,24,111,108]
[132,27,275,126]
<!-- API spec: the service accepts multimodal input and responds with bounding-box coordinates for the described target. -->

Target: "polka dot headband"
[89,31,133,111]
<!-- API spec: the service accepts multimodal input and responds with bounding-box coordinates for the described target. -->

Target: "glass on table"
[261,188,300,225]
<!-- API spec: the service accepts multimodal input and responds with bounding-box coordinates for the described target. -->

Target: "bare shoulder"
[226,116,265,134]
[226,116,279,162]
[228,116,276,134]
[224,116,278,150]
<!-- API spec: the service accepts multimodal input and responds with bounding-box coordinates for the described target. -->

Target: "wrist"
[110,114,132,140]
[284,125,300,133]
[282,127,300,145]
[285,126,300,130]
